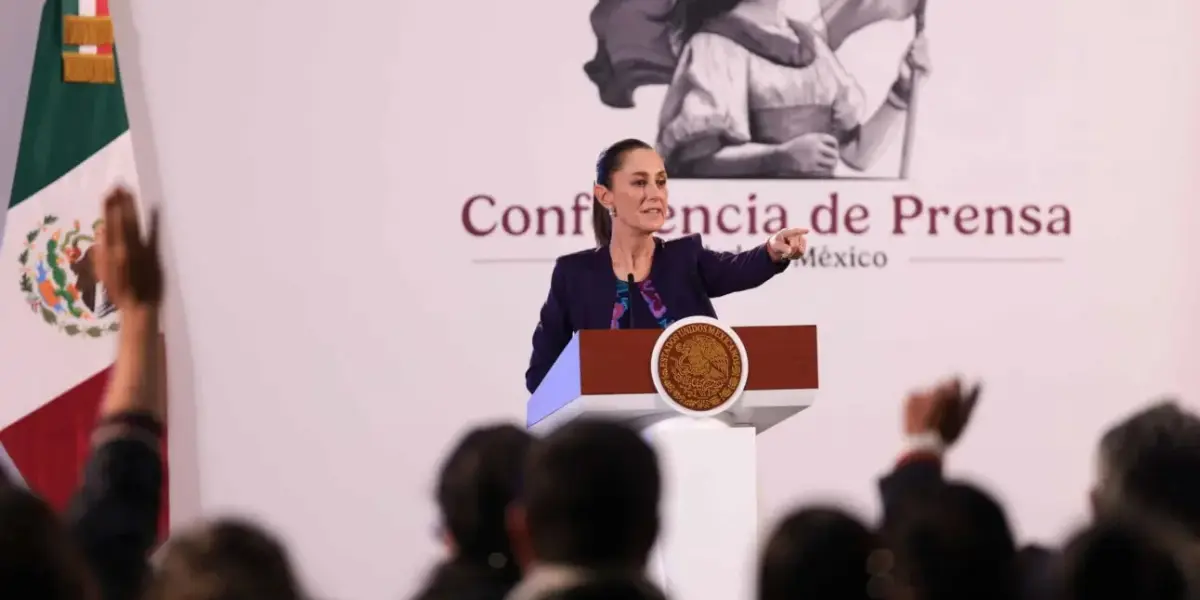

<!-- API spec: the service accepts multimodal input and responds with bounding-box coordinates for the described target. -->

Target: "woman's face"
[597,148,669,235]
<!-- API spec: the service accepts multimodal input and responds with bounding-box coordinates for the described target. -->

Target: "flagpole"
[898,0,926,179]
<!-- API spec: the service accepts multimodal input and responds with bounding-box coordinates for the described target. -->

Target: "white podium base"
[639,416,758,600]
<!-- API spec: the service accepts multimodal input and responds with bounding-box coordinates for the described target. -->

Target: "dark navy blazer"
[525,234,789,393]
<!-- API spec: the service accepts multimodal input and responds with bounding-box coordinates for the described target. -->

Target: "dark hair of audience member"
[1095,401,1200,538]
[415,424,533,600]
[521,419,660,569]
[0,486,94,600]
[538,577,667,600]
[144,519,305,600]
[759,507,884,600]
[1058,519,1188,600]
[884,481,1018,600]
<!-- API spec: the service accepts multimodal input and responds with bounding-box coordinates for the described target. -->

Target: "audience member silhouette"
[506,419,662,600]
[0,485,93,599]
[1093,402,1200,541]
[759,507,886,600]
[414,424,534,600]
[145,519,305,600]
[885,481,1019,600]
[1059,519,1189,600]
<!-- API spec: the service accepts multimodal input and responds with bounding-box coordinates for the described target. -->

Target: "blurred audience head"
[436,424,533,577]
[1059,519,1189,600]
[759,507,884,600]
[537,577,667,600]
[413,424,534,600]
[145,518,304,600]
[0,485,94,600]
[512,419,660,570]
[886,481,1017,600]
[1094,401,1200,538]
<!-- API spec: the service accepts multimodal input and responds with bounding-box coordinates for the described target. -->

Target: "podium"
[527,318,818,600]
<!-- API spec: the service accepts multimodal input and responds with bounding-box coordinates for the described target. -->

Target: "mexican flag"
[0,0,167,534]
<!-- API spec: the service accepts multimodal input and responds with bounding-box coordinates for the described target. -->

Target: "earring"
[609,207,617,217]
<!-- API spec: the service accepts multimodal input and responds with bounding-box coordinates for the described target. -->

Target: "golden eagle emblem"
[654,320,743,412]
[17,215,120,338]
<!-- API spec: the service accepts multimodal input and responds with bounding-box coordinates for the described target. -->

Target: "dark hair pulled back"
[593,138,653,246]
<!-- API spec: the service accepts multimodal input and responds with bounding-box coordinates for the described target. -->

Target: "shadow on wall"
[109,4,204,528]
[0,0,45,236]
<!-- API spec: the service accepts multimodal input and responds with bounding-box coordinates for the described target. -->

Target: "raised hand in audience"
[67,186,167,600]
[93,186,165,421]
[94,186,163,310]
[882,377,982,528]
[903,377,981,450]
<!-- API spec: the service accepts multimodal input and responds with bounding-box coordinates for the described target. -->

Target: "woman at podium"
[525,138,808,393]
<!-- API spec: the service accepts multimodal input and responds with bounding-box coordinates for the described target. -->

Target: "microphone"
[626,273,637,329]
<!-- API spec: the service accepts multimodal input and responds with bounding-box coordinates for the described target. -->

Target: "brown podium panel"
[577,325,818,396]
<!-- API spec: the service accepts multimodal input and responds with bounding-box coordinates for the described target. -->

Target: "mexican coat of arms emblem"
[17,215,120,338]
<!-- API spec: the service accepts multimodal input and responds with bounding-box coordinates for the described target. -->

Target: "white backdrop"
[111,1,1199,598]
